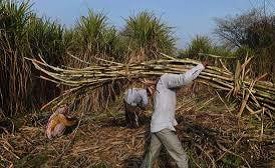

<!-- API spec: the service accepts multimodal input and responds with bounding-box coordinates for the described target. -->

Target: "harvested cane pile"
[26,54,275,116]
[8,53,272,167]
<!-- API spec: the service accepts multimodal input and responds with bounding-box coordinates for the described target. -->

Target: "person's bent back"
[124,88,148,128]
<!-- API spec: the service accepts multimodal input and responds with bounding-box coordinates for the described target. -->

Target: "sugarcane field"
[1,1,275,168]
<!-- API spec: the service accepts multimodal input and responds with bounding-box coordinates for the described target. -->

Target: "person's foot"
[126,123,139,129]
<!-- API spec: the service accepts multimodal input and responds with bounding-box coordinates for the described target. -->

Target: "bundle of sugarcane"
[25,54,275,116]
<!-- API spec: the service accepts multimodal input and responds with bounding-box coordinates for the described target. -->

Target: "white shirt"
[150,64,205,133]
[124,88,148,107]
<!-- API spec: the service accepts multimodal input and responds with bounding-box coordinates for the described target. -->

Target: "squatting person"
[124,79,156,128]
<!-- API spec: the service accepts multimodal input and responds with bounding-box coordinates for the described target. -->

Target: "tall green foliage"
[180,35,232,59]
[0,1,66,117]
[0,0,33,117]
[67,10,125,65]
[185,35,212,59]
[26,16,66,107]
[122,11,176,61]
[27,17,65,65]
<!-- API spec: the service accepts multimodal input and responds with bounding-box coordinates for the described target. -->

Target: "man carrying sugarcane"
[141,61,208,168]
[124,79,156,128]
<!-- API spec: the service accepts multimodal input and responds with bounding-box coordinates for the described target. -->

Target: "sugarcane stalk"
[25,55,275,113]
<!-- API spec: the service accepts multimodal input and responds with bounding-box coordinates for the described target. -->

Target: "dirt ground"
[1,86,275,168]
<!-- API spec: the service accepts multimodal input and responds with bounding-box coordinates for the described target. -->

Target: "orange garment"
[46,113,77,139]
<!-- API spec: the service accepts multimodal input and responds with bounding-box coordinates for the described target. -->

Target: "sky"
[29,0,271,48]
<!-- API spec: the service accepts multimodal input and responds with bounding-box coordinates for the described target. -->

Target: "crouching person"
[124,79,156,128]
[46,104,78,139]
